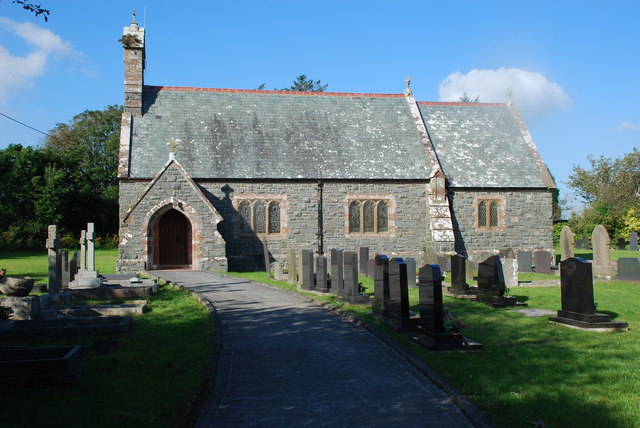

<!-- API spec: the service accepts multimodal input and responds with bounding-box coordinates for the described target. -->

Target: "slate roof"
[129,87,432,180]
[419,102,548,188]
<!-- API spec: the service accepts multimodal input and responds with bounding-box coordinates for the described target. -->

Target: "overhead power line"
[0,112,51,137]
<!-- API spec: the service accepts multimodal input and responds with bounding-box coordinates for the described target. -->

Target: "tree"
[568,149,640,239]
[43,105,123,237]
[3,1,50,21]
[281,74,328,92]
[456,92,479,103]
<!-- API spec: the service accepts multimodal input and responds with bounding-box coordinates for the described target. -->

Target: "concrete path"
[156,270,477,428]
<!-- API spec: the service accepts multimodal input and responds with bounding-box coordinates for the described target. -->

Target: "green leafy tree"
[456,92,479,103]
[43,105,123,237]
[281,74,328,92]
[568,149,640,239]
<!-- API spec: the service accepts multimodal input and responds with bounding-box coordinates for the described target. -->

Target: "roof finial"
[168,138,180,160]
[506,87,513,106]
[404,76,413,97]
[130,9,138,28]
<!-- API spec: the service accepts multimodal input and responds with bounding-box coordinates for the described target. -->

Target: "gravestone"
[630,232,639,252]
[413,264,482,351]
[498,247,515,259]
[436,255,448,273]
[592,224,615,279]
[69,252,79,282]
[534,250,551,274]
[330,248,344,296]
[301,250,315,290]
[366,258,375,279]
[449,254,470,295]
[502,258,519,289]
[59,250,70,289]
[47,225,61,294]
[274,261,284,281]
[480,251,494,263]
[71,223,101,288]
[617,258,640,282]
[383,258,414,330]
[477,256,520,307]
[341,251,370,304]
[617,237,626,250]
[560,226,575,261]
[315,255,329,292]
[79,230,86,270]
[549,257,628,331]
[296,252,303,285]
[466,259,475,283]
[373,254,390,312]
[287,249,297,284]
[405,257,417,287]
[262,239,271,277]
[358,247,369,275]
[517,251,533,272]
[576,236,583,249]
[423,247,438,266]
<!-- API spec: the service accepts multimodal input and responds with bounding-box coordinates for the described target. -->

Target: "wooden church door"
[158,209,192,268]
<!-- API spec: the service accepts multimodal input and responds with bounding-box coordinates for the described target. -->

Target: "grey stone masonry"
[449,189,553,255]
[118,159,227,272]
[301,250,315,290]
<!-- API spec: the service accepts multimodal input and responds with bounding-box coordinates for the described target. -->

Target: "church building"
[116,18,555,273]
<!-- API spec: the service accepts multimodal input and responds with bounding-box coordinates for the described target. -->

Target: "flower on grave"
[442,305,466,336]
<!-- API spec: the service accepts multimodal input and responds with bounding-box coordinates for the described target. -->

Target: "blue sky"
[0,0,638,213]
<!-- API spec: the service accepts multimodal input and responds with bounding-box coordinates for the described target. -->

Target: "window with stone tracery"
[347,197,393,235]
[235,196,285,236]
[476,197,503,230]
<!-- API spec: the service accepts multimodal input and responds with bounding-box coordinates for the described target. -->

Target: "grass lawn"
[227,271,640,428]
[1,250,212,428]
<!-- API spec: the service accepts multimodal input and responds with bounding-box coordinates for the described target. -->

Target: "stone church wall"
[449,189,553,257]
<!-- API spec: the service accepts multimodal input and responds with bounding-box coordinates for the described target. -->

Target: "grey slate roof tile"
[130,87,432,180]
[419,103,547,188]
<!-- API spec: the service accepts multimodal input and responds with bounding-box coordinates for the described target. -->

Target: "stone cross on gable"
[404,76,413,97]
[168,138,180,152]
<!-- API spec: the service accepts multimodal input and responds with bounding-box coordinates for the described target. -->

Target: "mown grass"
[1,250,212,428]
[226,270,640,428]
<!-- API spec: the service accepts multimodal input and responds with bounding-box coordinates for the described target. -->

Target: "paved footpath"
[156,270,477,428]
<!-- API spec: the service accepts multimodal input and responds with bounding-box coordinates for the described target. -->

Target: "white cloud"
[0,18,78,103]
[438,67,571,122]
[618,121,640,131]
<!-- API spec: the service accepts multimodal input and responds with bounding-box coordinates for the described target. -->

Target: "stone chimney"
[122,11,145,114]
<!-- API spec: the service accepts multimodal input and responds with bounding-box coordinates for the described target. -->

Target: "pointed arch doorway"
[153,208,193,269]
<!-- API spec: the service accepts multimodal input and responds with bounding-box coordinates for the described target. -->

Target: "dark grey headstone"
[373,254,390,312]
[388,258,409,319]
[517,251,532,272]
[358,247,369,275]
[437,255,448,273]
[630,232,639,252]
[315,255,329,292]
[560,257,595,315]
[418,264,445,334]
[450,254,470,294]
[47,225,60,294]
[576,236,583,249]
[617,237,626,250]
[287,249,297,284]
[477,256,505,298]
[617,258,640,282]
[301,249,315,290]
[330,248,344,296]
[534,250,551,274]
